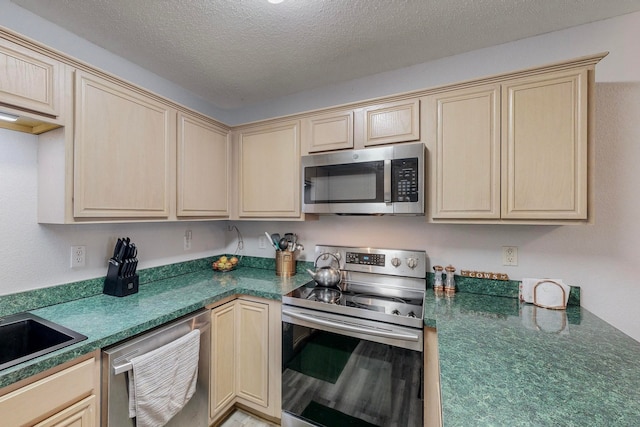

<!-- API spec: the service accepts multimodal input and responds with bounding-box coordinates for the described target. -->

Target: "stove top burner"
[283,245,427,329]
[307,287,342,304]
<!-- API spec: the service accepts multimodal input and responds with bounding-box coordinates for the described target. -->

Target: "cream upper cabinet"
[501,69,588,220]
[73,70,176,219]
[237,120,301,218]
[361,98,420,147]
[424,85,501,219]
[0,37,62,118]
[302,99,419,154]
[177,112,230,218]
[424,68,590,222]
[0,355,100,427]
[0,36,65,134]
[302,109,354,153]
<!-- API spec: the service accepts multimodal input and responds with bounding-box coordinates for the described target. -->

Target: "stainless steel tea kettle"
[306,253,342,287]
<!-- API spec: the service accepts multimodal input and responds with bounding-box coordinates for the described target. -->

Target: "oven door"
[281,307,423,427]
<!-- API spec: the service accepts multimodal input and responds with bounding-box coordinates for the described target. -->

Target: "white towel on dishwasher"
[128,329,200,427]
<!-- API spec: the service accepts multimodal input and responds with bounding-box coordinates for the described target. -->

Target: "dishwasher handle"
[112,317,210,375]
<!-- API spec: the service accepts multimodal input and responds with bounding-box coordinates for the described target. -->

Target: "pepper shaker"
[433,265,444,292]
[445,265,456,295]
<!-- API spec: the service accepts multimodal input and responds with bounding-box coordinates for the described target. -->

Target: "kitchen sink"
[0,312,87,371]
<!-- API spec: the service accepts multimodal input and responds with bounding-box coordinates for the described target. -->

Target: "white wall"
[0,4,639,343]
[0,131,227,294]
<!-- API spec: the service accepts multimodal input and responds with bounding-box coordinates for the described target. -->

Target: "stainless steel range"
[281,245,427,427]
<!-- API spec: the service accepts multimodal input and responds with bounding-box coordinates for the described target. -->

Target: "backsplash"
[0,256,579,318]
[0,255,313,317]
[428,273,581,306]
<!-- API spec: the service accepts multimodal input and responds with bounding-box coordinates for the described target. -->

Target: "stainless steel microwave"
[301,142,425,215]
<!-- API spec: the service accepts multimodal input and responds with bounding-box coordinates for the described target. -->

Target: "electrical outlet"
[70,245,86,268]
[258,235,267,249]
[502,246,518,266]
[184,230,192,251]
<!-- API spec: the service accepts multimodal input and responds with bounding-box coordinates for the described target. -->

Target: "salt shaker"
[433,265,444,292]
[445,265,456,295]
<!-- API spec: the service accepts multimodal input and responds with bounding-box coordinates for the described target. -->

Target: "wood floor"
[219,409,279,427]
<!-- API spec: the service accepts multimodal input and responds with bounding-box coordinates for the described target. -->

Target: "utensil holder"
[103,261,139,297]
[276,250,296,277]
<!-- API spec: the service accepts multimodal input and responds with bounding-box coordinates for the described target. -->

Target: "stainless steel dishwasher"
[102,310,211,427]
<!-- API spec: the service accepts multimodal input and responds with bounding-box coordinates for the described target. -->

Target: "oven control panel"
[346,252,386,267]
[316,245,427,278]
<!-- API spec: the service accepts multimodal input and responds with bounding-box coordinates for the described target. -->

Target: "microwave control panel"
[392,158,419,202]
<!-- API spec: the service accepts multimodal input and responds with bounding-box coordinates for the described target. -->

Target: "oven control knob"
[407,258,418,269]
[391,257,401,268]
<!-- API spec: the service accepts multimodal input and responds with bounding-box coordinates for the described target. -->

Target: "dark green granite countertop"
[424,290,640,426]
[3,263,640,427]
[0,266,310,389]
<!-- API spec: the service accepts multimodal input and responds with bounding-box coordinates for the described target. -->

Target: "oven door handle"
[282,309,420,342]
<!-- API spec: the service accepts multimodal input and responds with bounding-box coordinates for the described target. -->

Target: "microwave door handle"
[384,159,392,203]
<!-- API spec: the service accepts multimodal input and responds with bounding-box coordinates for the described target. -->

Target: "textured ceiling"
[11,0,640,110]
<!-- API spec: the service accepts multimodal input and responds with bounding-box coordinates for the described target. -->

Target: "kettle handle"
[314,252,341,269]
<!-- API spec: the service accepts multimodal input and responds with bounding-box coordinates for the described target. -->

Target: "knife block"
[103,262,139,297]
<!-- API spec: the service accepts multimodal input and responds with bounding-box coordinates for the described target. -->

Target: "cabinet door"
[74,70,175,218]
[502,70,588,219]
[302,109,353,153]
[0,357,97,427]
[238,120,301,218]
[424,85,500,219]
[362,98,420,147]
[177,113,230,217]
[34,395,96,427]
[424,327,442,427]
[0,37,62,117]
[236,299,270,409]
[210,302,236,422]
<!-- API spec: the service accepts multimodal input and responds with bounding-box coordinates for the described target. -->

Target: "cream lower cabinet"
[424,67,590,222]
[236,120,301,219]
[424,327,443,427]
[210,300,237,422]
[74,70,176,219]
[0,354,100,427]
[177,112,230,217]
[210,297,281,425]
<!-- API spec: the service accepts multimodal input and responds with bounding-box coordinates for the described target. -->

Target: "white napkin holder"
[519,278,570,310]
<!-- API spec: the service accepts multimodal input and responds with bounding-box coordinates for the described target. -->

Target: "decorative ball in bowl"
[212,255,239,272]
